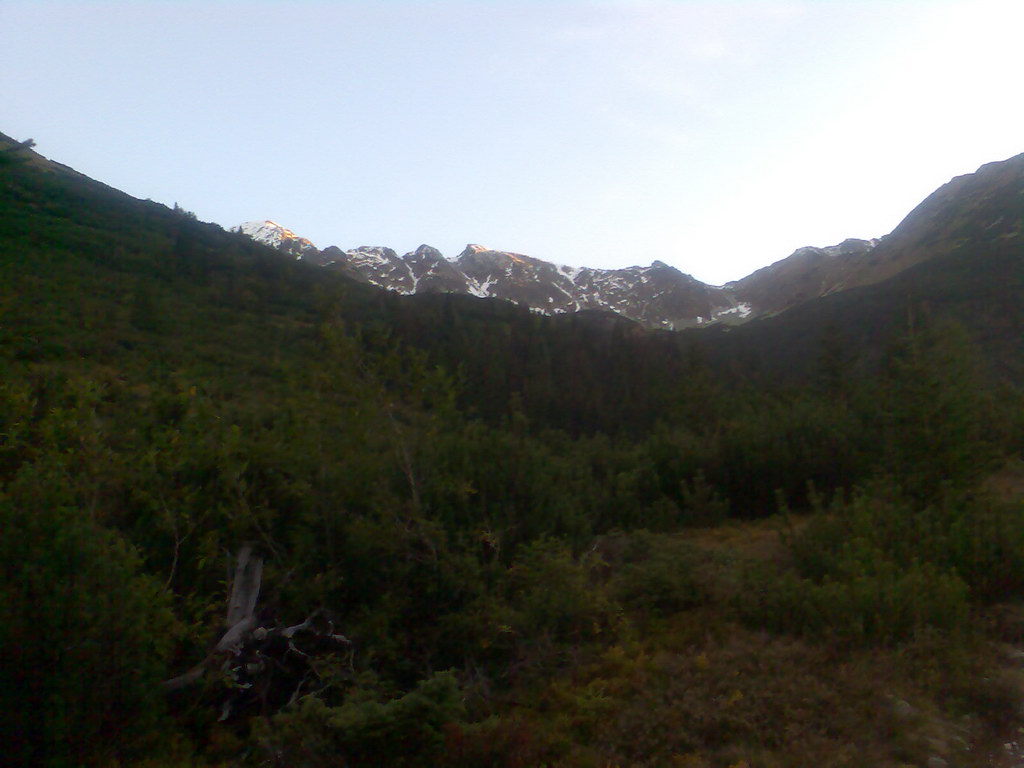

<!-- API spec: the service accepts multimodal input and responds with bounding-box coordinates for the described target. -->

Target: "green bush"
[739,555,969,644]
[507,537,611,643]
[732,478,1024,644]
[608,532,707,616]
[0,490,178,767]
[260,671,465,767]
[790,483,1024,603]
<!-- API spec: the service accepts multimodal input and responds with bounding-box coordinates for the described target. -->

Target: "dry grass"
[982,458,1024,504]
[514,514,1024,768]
[523,622,1017,768]
[682,514,808,566]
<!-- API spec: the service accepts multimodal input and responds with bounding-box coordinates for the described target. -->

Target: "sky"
[3,1,1023,284]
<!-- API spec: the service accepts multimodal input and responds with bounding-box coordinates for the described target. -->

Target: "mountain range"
[236,153,1023,333]
[236,220,880,330]
[3,125,1022,390]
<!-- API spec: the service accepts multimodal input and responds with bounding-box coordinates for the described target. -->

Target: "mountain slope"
[9,124,1020,395]
[238,154,1024,335]
[0,131,690,436]
[691,153,1024,383]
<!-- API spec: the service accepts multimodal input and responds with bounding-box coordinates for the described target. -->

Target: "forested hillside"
[3,136,1024,767]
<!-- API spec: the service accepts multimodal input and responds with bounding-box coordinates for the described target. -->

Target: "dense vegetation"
[3,139,1024,767]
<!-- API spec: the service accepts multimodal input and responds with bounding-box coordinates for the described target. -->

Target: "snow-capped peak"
[235,220,320,261]
[237,220,314,249]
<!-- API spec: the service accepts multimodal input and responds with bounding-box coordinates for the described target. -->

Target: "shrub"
[739,556,969,644]
[0,491,178,767]
[507,537,611,643]
[609,532,707,617]
[740,491,975,644]
[260,671,465,767]
[789,483,1024,603]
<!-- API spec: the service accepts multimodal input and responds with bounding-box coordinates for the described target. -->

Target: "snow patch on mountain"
[713,302,753,321]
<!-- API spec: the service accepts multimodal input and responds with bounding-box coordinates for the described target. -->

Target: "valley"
[2,131,1024,768]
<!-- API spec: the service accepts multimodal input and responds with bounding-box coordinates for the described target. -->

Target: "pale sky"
[3,1,1023,284]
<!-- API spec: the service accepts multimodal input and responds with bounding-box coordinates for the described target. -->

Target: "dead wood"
[163,546,351,717]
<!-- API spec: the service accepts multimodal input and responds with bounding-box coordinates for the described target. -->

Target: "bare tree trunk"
[163,546,264,690]
[226,544,263,627]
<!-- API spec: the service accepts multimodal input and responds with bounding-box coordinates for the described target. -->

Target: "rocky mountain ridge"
[237,154,1023,330]
[237,221,882,330]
